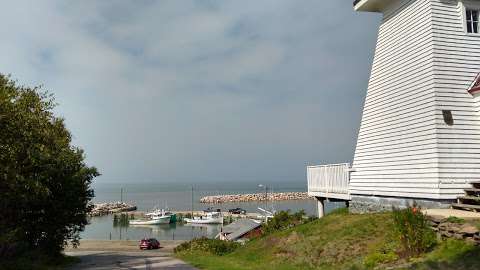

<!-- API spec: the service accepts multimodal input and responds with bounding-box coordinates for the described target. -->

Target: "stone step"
[452,203,480,212]
[470,182,480,189]
[464,188,480,196]
[458,196,480,203]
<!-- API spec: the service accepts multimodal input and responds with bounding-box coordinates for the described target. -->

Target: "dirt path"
[422,208,480,220]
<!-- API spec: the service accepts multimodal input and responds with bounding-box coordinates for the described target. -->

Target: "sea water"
[81,180,343,240]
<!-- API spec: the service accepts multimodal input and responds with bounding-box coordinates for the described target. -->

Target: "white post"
[317,197,325,218]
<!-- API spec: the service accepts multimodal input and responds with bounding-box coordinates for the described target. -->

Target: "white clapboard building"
[307,0,480,216]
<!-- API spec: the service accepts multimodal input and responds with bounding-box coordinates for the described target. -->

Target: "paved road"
[65,250,198,270]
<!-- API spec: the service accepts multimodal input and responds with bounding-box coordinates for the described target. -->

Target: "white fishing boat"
[184,211,223,224]
[130,209,173,225]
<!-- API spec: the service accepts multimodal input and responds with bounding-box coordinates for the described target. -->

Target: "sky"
[0,1,381,184]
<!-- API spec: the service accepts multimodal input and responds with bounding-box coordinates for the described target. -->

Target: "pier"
[124,210,264,221]
[199,192,311,204]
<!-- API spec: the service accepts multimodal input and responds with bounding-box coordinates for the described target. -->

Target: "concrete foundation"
[349,195,453,214]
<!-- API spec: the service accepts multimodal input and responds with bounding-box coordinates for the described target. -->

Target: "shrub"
[263,210,310,234]
[174,237,240,256]
[392,205,436,257]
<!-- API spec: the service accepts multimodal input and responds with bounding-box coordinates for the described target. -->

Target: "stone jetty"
[200,192,312,204]
[89,202,137,216]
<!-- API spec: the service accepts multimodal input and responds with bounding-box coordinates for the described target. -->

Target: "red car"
[139,238,160,250]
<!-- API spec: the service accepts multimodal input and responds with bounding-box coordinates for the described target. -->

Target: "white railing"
[307,163,351,198]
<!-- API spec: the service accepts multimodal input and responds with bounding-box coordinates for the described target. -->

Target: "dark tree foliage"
[0,75,99,257]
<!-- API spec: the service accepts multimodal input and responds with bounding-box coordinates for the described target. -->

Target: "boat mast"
[265,185,268,223]
[191,185,194,218]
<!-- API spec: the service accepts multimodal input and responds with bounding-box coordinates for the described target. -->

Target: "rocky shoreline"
[89,202,137,216]
[200,192,312,204]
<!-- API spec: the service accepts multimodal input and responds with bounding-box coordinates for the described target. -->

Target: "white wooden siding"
[351,0,480,200]
[431,0,480,195]
[351,0,440,199]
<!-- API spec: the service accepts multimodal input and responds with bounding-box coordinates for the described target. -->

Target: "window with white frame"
[466,9,479,33]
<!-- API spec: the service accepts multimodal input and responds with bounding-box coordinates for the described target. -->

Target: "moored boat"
[129,209,174,225]
[184,211,223,224]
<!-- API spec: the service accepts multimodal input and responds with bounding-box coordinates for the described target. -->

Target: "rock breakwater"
[200,192,312,204]
[89,202,137,216]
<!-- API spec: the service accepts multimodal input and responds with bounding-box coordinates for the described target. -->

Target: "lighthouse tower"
[307,0,480,216]
[349,0,480,210]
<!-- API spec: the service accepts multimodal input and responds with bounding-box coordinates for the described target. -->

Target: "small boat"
[130,209,174,225]
[256,207,275,222]
[151,208,177,223]
[184,211,223,224]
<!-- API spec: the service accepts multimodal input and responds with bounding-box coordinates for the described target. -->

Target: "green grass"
[409,239,480,270]
[0,251,79,270]
[445,216,466,224]
[177,208,395,270]
[176,208,480,270]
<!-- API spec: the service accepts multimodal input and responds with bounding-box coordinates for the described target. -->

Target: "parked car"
[139,238,160,250]
[204,207,221,213]
[228,208,247,215]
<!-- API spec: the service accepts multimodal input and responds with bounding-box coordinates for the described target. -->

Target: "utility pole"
[259,184,268,223]
[120,188,123,203]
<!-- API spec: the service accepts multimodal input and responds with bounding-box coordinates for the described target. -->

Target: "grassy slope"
[178,209,393,270]
[177,209,480,270]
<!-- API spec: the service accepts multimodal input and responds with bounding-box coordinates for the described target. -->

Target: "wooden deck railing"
[307,163,351,199]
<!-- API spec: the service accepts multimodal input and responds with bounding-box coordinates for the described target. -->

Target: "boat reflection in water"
[183,223,222,237]
[129,223,176,232]
[127,222,221,240]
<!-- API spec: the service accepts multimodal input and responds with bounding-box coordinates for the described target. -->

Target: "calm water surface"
[82,181,343,240]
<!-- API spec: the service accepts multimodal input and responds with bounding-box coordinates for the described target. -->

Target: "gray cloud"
[0,0,381,183]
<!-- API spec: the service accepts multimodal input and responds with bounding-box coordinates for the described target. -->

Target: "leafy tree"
[0,74,99,257]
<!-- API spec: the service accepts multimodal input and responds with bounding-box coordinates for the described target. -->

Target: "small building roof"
[220,219,262,241]
[468,72,480,96]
